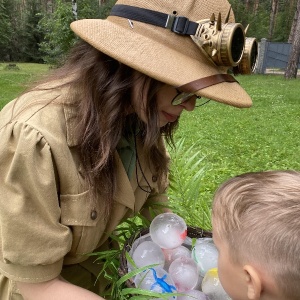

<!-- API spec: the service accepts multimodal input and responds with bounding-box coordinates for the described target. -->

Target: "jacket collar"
[63,101,80,147]
[63,100,137,211]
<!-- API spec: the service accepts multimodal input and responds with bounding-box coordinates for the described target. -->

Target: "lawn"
[169,74,300,228]
[0,62,50,109]
[1,64,299,229]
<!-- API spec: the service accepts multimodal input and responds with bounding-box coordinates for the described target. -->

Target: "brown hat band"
[178,74,238,93]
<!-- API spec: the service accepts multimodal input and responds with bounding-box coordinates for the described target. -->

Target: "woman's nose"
[180,98,196,111]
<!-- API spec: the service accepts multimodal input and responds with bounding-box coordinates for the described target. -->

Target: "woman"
[0,0,253,299]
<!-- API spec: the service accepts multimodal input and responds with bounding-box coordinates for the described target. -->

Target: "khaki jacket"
[0,86,168,299]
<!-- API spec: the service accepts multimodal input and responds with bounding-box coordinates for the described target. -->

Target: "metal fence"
[255,38,300,74]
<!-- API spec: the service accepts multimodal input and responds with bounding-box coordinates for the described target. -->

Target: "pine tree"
[22,0,44,62]
[0,0,15,61]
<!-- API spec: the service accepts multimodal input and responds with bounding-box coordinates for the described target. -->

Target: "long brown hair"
[35,41,178,218]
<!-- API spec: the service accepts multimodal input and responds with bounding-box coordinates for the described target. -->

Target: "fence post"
[256,38,268,74]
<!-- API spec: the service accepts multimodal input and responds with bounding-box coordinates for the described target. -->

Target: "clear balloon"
[150,213,187,249]
[163,245,191,270]
[177,289,209,299]
[192,238,218,277]
[201,268,231,300]
[132,240,165,269]
[193,274,204,291]
[134,267,177,300]
[130,233,153,255]
[128,233,153,272]
[169,257,199,292]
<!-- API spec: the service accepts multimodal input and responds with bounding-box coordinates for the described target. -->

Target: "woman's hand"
[17,277,106,300]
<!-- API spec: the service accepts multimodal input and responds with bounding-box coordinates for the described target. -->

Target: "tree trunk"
[47,0,53,13]
[253,0,260,15]
[245,0,250,11]
[288,0,298,43]
[284,0,300,79]
[268,0,279,40]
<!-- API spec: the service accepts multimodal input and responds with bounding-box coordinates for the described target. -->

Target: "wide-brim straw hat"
[71,0,252,108]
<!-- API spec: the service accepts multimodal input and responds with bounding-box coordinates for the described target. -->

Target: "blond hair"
[212,170,300,300]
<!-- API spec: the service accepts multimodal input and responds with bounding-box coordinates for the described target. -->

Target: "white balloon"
[150,213,187,249]
[163,245,191,270]
[202,268,231,300]
[132,241,165,268]
[169,257,199,292]
[134,267,177,300]
[177,289,208,300]
[192,238,218,277]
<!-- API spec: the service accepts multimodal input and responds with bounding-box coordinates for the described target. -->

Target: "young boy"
[212,170,300,300]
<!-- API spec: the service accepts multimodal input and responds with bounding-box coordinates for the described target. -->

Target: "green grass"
[1,65,299,298]
[169,74,300,229]
[0,62,50,110]
[1,65,299,229]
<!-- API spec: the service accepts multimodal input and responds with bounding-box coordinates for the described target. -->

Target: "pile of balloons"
[128,213,231,300]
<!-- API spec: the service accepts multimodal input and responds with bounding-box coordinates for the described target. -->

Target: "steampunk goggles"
[191,12,258,73]
[110,4,258,74]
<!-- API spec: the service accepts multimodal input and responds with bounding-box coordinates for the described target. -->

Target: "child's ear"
[243,265,262,300]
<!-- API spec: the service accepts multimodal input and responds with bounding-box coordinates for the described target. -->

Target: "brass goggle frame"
[191,12,258,74]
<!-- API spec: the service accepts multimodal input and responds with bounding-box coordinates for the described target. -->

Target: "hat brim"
[71,18,252,108]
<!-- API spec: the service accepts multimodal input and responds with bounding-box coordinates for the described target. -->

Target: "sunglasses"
[171,89,210,107]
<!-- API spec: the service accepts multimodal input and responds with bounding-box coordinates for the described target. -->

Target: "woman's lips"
[162,111,178,123]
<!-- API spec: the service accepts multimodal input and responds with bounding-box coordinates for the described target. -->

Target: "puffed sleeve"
[0,121,72,283]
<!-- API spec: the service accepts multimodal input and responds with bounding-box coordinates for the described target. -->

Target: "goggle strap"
[110,4,199,35]
[177,74,238,93]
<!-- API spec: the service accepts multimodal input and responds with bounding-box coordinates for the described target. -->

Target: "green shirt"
[116,129,137,180]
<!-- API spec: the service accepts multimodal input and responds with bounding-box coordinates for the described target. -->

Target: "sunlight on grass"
[1,68,299,227]
[0,62,50,109]
[175,74,300,223]
[1,65,299,298]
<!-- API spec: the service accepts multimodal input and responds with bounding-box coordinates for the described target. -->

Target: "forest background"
[0,0,299,65]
